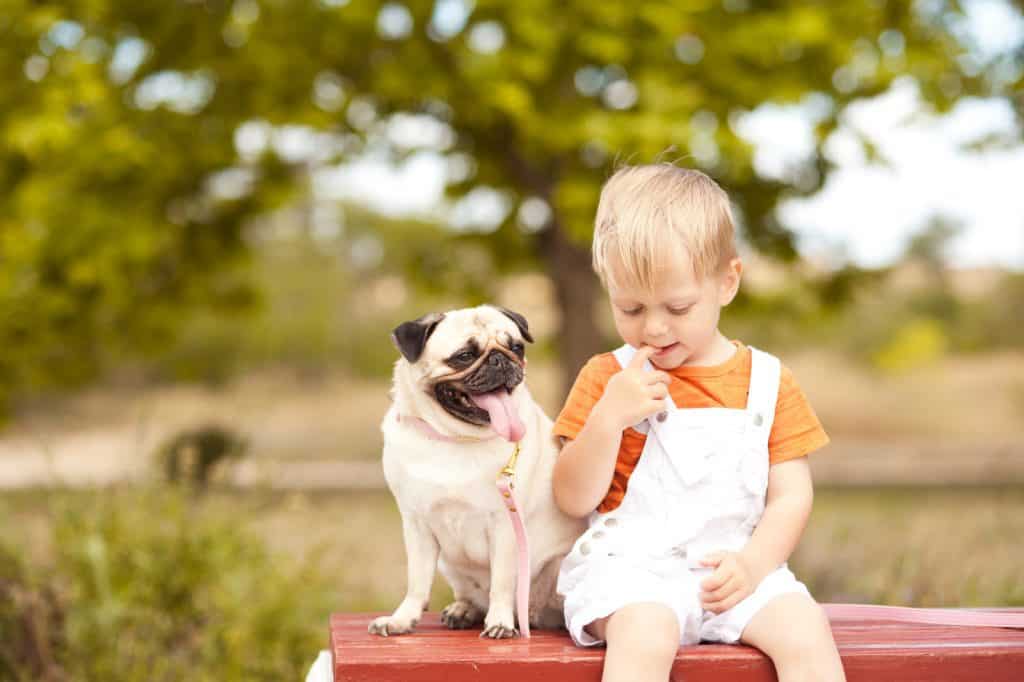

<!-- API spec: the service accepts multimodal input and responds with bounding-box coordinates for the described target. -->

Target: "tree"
[2,0,1021,407]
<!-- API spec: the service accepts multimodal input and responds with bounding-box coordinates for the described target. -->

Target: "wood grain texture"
[331,608,1024,681]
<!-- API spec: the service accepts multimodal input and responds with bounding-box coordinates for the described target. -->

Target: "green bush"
[871,317,949,373]
[1,489,337,682]
[0,543,65,682]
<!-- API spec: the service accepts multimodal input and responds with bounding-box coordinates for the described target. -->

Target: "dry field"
[1,349,1021,488]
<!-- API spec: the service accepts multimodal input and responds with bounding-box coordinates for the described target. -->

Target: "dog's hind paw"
[441,600,484,630]
[479,622,519,639]
[368,615,418,637]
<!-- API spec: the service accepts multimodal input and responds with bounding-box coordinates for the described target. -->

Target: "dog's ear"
[494,306,534,343]
[391,313,445,363]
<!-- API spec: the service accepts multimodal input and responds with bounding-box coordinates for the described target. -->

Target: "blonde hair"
[592,164,737,290]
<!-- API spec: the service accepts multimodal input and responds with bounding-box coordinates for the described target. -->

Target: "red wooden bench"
[328,607,1024,681]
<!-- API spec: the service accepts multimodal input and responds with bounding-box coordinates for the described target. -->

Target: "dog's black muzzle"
[463,350,524,394]
[434,350,525,426]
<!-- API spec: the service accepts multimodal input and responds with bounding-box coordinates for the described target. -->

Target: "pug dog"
[368,305,586,638]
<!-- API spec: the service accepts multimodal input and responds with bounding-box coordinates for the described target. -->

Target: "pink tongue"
[470,390,525,442]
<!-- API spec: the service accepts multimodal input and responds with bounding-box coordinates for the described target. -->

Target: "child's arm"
[551,412,626,518]
[553,345,671,518]
[741,457,814,579]
[699,457,814,613]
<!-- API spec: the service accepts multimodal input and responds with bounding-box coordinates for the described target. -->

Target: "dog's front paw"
[441,600,484,630]
[480,608,518,639]
[368,614,419,637]
[480,621,518,639]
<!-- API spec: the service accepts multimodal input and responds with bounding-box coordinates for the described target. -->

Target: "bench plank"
[331,608,1024,681]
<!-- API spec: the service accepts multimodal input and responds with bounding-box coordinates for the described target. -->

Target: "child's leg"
[588,602,680,682]
[740,593,846,682]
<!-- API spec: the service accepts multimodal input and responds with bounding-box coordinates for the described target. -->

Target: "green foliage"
[0,543,65,682]
[825,266,1024,369]
[872,317,949,373]
[152,215,480,382]
[0,489,338,682]
[1,0,1020,404]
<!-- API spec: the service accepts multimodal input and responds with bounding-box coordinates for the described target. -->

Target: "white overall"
[557,344,809,647]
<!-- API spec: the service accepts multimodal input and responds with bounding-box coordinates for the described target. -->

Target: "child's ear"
[718,257,743,305]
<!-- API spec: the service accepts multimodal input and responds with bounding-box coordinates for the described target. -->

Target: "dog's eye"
[446,346,480,368]
[510,342,524,357]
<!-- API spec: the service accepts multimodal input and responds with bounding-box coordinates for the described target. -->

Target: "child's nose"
[644,315,668,338]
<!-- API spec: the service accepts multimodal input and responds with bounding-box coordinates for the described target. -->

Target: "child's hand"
[593,345,672,432]
[698,551,759,614]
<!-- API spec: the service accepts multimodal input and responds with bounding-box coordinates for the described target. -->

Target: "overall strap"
[611,344,638,371]
[746,347,781,445]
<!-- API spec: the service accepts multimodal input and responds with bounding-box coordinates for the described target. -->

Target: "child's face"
[607,253,741,370]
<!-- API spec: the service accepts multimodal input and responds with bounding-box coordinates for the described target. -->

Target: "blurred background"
[1,0,1023,679]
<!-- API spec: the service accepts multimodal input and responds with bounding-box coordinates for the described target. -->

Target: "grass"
[4,485,1022,612]
[1,487,342,682]
[796,485,1024,607]
[2,484,1021,679]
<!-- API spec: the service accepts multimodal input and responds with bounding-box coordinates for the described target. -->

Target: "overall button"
[580,542,592,556]
[753,413,764,427]
[656,412,668,422]
[592,531,605,540]
[604,517,618,528]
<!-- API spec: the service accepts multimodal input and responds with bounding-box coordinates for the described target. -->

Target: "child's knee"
[606,603,680,661]
[610,626,679,664]
[765,604,844,682]
[780,651,846,682]
[743,596,837,656]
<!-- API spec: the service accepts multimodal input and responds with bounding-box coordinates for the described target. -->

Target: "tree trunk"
[501,145,605,398]
[538,219,605,399]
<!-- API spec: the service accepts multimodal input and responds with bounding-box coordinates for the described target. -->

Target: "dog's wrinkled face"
[392,305,533,441]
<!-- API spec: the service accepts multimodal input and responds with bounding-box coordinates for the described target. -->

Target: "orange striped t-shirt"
[552,341,829,513]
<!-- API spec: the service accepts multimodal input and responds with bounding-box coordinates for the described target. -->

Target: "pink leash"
[496,442,532,639]
[824,603,1024,628]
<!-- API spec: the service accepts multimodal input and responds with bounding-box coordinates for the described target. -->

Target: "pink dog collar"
[397,414,499,443]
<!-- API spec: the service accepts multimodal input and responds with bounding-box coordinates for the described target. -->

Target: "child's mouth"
[654,343,679,356]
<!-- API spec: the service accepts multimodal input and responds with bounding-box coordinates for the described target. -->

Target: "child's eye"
[621,307,643,316]
[668,306,693,316]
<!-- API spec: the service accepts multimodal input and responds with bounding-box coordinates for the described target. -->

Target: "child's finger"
[647,371,672,386]
[628,345,657,369]
[700,567,730,592]
[645,398,669,418]
[699,552,724,568]
[702,590,742,615]
[700,576,738,604]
